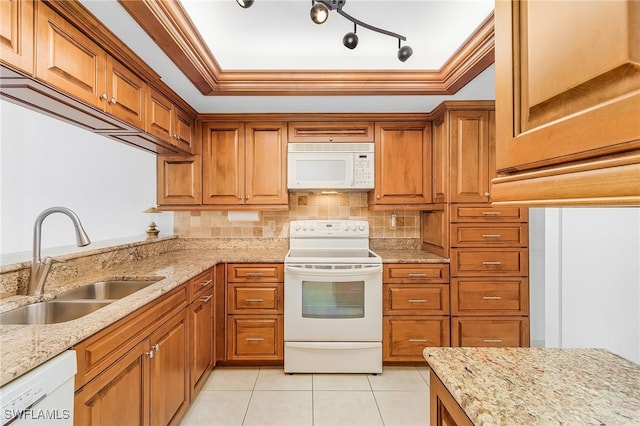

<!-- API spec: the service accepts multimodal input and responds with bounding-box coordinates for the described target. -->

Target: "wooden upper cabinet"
[245,122,287,205]
[147,87,196,153]
[368,121,432,209]
[202,121,288,208]
[288,121,374,143]
[0,0,34,75]
[106,55,145,130]
[493,0,640,205]
[157,155,202,206]
[174,106,196,153]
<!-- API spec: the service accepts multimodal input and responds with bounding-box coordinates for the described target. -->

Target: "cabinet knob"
[152,344,160,352]
[100,93,108,100]
[109,97,117,105]
[329,137,334,142]
[145,350,154,359]
[376,195,381,199]
[484,192,490,197]
[245,195,249,200]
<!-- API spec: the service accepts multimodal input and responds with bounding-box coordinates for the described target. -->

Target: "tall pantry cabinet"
[422,101,530,347]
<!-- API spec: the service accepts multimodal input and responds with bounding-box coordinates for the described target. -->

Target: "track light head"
[310,2,330,24]
[236,0,254,8]
[397,44,413,62]
[343,32,358,49]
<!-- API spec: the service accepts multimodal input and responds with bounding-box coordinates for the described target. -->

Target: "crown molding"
[118,0,495,96]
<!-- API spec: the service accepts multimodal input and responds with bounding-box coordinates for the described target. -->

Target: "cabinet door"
[383,316,450,361]
[288,121,374,143]
[105,55,146,130]
[202,122,245,205]
[0,0,34,74]
[75,339,150,426]
[149,311,189,426]
[190,287,214,398]
[227,315,283,361]
[370,122,432,206]
[245,122,288,205]
[174,106,195,154]
[431,115,448,203]
[494,0,640,205]
[157,155,201,205]
[451,317,530,347]
[36,2,106,109]
[449,110,490,203]
[146,87,174,145]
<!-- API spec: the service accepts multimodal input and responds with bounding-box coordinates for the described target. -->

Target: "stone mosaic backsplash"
[174,192,420,239]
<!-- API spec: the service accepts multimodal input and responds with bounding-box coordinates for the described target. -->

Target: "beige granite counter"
[0,246,287,386]
[423,347,640,425]
[375,249,449,264]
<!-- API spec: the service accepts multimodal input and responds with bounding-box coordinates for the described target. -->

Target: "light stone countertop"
[0,247,287,387]
[423,347,640,425]
[374,249,449,264]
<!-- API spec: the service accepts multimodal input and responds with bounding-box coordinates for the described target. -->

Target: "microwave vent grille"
[288,143,374,153]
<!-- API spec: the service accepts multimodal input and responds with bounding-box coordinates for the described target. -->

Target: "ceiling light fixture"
[236,0,254,8]
[309,0,413,62]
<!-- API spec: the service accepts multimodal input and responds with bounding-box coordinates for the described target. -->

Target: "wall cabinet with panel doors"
[382,264,450,362]
[74,285,190,426]
[288,121,374,143]
[189,268,215,399]
[202,122,288,209]
[368,122,432,210]
[225,264,284,363]
[146,87,195,153]
[157,155,202,206]
[0,0,34,75]
[493,0,640,205]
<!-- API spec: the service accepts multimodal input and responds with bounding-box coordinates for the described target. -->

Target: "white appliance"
[284,220,383,373]
[0,351,76,425]
[287,143,375,191]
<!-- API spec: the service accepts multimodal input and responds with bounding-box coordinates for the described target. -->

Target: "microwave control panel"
[354,153,374,187]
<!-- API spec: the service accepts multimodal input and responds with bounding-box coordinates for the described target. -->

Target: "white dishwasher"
[0,350,76,425]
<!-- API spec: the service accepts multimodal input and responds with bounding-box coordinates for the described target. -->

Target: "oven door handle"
[285,264,382,276]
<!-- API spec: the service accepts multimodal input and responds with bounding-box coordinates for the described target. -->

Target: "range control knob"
[358,224,366,231]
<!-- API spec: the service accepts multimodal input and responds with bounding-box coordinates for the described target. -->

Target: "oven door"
[284,263,382,342]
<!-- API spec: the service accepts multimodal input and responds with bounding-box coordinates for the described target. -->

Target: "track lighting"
[310,0,412,62]
[235,0,254,8]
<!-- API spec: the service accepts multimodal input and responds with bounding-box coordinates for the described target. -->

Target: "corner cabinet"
[368,121,432,210]
[202,122,288,209]
[493,0,640,205]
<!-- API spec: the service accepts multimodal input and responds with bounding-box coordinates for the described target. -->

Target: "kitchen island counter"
[423,347,640,425]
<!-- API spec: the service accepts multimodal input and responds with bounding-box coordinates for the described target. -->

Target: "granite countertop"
[423,347,640,425]
[375,249,449,264]
[0,247,287,386]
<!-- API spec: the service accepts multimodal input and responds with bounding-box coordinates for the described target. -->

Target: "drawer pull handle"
[408,299,428,303]
[245,298,265,302]
[482,261,502,265]
[200,279,212,287]
[245,338,265,341]
[199,295,213,303]
[482,211,502,216]
[482,296,502,300]
[483,339,503,343]
[245,272,265,277]
[408,339,428,343]
[407,273,427,277]
[482,234,502,238]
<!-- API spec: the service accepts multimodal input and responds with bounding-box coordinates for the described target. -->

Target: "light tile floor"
[180,366,431,426]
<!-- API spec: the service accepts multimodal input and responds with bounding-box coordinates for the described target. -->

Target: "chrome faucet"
[28,207,91,296]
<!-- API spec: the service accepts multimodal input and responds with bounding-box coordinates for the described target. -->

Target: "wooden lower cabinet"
[430,370,473,426]
[190,285,214,397]
[451,317,530,347]
[227,315,283,361]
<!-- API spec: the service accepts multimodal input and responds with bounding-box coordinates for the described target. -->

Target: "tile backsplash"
[174,193,419,239]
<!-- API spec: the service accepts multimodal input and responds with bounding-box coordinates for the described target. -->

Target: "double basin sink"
[0,279,162,325]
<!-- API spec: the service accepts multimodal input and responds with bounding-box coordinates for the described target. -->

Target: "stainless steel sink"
[56,279,160,300]
[0,300,113,325]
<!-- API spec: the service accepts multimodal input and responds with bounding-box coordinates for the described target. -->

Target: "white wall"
[536,207,640,363]
[0,100,172,258]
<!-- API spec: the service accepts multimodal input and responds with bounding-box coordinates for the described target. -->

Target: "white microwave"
[287,143,375,191]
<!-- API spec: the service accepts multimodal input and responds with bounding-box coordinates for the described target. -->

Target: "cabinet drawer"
[383,264,449,283]
[383,284,449,315]
[451,278,529,315]
[190,268,214,301]
[451,248,528,277]
[451,205,528,222]
[227,264,283,283]
[451,224,528,247]
[383,316,450,361]
[451,317,530,347]
[227,283,283,314]
[227,315,283,361]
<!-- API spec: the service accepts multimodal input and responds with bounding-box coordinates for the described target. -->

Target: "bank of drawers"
[226,264,283,361]
[383,264,450,361]
[450,205,529,348]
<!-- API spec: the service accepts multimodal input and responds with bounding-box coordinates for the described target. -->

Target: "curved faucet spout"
[29,207,91,296]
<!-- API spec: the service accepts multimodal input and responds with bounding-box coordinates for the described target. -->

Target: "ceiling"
[79,0,496,113]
